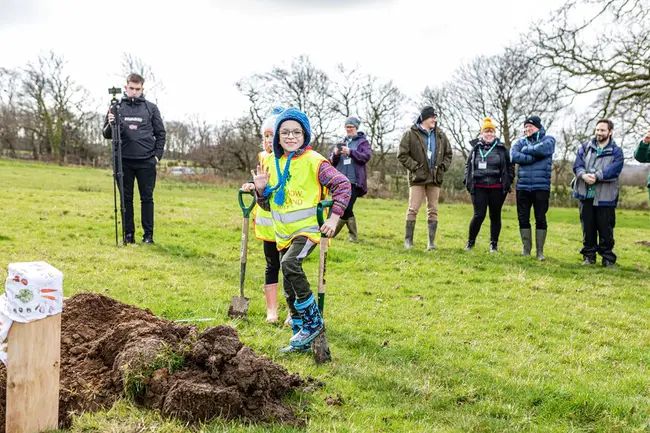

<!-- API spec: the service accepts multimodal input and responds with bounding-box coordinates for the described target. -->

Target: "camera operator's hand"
[341,145,350,156]
[251,164,270,195]
[107,109,115,124]
[643,131,650,144]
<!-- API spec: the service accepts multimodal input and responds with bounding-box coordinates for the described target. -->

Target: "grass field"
[1,158,650,432]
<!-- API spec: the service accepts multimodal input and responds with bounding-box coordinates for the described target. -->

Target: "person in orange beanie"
[463,117,515,252]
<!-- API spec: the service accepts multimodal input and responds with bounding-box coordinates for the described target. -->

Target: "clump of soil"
[635,240,650,247]
[0,293,306,430]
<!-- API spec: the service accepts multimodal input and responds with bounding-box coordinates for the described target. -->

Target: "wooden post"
[5,314,61,433]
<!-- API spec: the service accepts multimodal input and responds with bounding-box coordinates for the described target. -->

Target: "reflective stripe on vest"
[264,149,326,249]
[271,206,317,224]
[253,151,277,242]
[255,215,273,226]
[275,225,321,240]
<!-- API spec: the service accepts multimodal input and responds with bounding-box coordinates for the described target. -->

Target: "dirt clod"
[0,293,306,430]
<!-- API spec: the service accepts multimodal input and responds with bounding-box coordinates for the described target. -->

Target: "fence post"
[5,314,61,433]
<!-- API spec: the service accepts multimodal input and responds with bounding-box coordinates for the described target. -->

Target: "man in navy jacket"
[510,116,555,260]
[103,73,166,244]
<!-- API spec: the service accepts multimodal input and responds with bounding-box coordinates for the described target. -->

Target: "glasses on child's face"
[279,130,303,138]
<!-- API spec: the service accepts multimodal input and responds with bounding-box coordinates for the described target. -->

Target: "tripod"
[109,87,127,246]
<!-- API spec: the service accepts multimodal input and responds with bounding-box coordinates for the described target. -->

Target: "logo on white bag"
[16,289,33,303]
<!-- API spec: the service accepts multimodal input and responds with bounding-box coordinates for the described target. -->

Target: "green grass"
[2,158,650,432]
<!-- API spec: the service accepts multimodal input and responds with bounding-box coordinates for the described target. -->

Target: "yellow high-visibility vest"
[264,149,327,250]
[253,151,275,242]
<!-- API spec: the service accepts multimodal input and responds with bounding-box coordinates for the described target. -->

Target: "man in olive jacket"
[397,106,453,250]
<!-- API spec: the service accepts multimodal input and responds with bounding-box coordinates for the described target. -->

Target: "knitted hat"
[418,106,437,123]
[480,117,496,132]
[345,116,361,129]
[524,115,543,130]
[272,107,312,157]
[266,108,312,207]
[260,105,286,136]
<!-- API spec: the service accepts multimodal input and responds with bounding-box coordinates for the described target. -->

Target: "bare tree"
[361,75,404,178]
[121,53,165,103]
[236,55,335,154]
[421,45,565,157]
[531,0,650,137]
[165,120,193,159]
[18,52,94,163]
[0,68,20,157]
[329,64,363,118]
[552,109,592,194]
[215,117,259,173]
[454,46,565,148]
[235,75,268,144]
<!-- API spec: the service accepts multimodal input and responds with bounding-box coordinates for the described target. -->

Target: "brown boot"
[263,283,279,323]
[347,217,358,242]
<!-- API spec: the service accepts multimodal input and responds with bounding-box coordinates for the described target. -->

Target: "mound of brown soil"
[0,293,306,430]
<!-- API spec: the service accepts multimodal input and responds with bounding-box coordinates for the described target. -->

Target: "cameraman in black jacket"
[103,73,166,244]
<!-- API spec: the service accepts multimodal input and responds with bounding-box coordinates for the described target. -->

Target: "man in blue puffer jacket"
[510,116,555,260]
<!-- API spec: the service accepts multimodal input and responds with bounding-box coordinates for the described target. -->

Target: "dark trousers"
[516,190,550,230]
[342,185,361,220]
[263,240,281,285]
[121,157,157,237]
[469,188,506,242]
[279,236,317,319]
[579,199,616,262]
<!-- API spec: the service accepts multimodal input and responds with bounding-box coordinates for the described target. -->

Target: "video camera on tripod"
[108,87,127,247]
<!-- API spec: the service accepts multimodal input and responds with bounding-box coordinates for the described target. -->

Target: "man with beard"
[572,119,624,268]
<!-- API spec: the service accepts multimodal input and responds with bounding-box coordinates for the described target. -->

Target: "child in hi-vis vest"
[241,106,285,323]
[252,108,351,352]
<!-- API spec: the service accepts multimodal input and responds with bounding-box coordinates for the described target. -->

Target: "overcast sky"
[0,0,566,123]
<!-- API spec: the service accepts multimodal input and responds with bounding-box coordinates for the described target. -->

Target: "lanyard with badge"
[477,140,498,170]
[426,131,434,161]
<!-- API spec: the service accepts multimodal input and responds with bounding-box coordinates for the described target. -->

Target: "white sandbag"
[2,261,63,322]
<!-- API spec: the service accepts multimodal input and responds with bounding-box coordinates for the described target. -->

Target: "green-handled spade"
[312,200,333,364]
[227,189,256,319]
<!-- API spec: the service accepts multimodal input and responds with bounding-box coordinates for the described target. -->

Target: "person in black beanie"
[397,106,453,250]
[510,115,555,260]
[103,73,166,244]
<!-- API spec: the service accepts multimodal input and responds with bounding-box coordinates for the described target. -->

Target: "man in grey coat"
[572,119,624,268]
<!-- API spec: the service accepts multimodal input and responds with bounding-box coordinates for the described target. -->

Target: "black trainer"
[124,233,135,244]
[602,258,616,269]
[142,235,155,244]
[582,255,596,265]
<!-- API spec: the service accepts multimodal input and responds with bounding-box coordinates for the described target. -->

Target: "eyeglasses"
[279,130,304,138]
